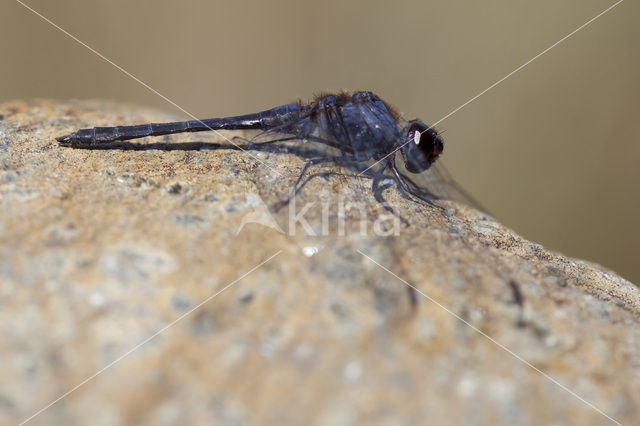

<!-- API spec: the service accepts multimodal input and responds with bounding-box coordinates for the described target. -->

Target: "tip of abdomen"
[55,133,76,144]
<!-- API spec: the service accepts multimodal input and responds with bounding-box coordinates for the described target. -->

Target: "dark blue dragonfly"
[57,91,476,212]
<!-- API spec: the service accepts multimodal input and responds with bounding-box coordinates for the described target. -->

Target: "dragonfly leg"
[371,163,409,226]
[293,156,365,192]
[273,155,361,211]
[389,161,443,211]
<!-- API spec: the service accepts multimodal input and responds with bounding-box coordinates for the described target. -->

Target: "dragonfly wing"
[237,113,352,159]
[395,158,489,212]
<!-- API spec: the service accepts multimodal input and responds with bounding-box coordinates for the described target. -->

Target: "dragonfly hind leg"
[273,155,363,211]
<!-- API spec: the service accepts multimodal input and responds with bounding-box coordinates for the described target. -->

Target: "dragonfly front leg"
[389,162,440,207]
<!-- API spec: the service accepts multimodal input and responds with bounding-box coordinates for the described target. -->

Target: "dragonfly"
[57,91,480,213]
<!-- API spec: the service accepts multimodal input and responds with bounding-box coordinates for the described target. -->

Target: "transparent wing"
[395,158,489,213]
[238,113,354,159]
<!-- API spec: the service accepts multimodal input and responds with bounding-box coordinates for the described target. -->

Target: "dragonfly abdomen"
[56,103,308,145]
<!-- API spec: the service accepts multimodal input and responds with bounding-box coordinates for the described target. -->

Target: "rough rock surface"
[1,100,639,426]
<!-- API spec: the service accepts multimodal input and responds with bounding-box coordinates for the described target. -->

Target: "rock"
[1,99,638,426]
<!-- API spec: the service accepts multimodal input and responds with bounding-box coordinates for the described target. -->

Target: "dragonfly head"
[401,121,443,173]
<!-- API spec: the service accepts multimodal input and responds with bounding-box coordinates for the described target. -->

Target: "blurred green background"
[2,0,638,283]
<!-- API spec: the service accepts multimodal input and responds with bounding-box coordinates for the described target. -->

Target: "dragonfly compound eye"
[402,121,443,173]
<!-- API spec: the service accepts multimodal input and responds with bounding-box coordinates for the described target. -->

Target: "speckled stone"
[1,100,638,426]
